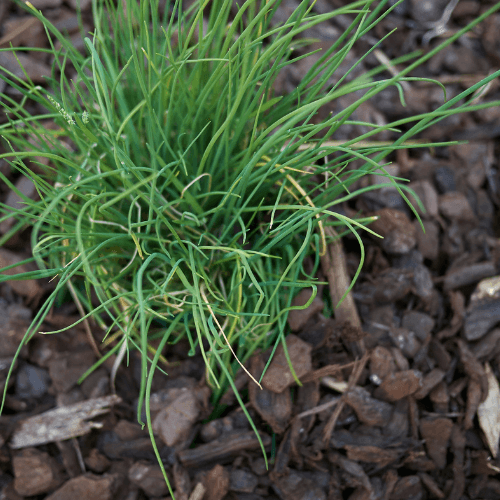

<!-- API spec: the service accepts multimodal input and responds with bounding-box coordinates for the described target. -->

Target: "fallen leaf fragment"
[478,363,500,458]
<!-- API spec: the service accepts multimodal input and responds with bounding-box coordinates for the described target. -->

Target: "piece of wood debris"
[188,483,205,500]
[478,363,500,458]
[10,395,121,449]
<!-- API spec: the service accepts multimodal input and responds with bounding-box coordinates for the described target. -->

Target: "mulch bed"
[2,0,500,499]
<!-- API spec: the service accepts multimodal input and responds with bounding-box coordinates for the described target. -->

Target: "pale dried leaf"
[478,362,500,458]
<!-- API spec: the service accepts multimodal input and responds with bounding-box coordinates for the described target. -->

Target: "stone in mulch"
[0,51,51,84]
[457,340,488,397]
[402,311,435,342]
[67,0,92,11]
[84,448,111,474]
[390,475,424,500]
[0,301,31,359]
[390,347,410,372]
[428,340,452,373]
[29,0,63,7]
[436,290,465,340]
[0,177,37,235]
[414,368,445,399]
[369,208,417,255]
[413,219,440,261]
[15,362,51,399]
[287,287,324,332]
[128,461,170,498]
[0,248,42,302]
[0,16,44,49]
[51,8,81,34]
[388,327,421,358]
[273,469,327,500]
[249,354,293,433]
[200,416,236,442]
[200,464,230,500]
[418,471,445,498]
[464,295,500,341]
[374,370,423,402]
[407,180,439,218]
[55,440,84,478]
[419,417,454,469]
[370,346,395,385]
[44,472,122,500]
[153,387,202,447]
[345,445,403,469]
[47,348,97,393]
[261,334,312,393]
[472,328,500,361]
[409,0,449,24]
[354,268,413,305]
[451,142,490,191]
[443,261,496,291]
[230,468,259,494]
[343,386,393,427]
[439,191,476,221]
[429,381,450,413]
[172,463,191,500]
[98,433,174,464]
[434,164,456,193]
[12,448,62,496]
[328,451,373,498]
[393,250,434,302]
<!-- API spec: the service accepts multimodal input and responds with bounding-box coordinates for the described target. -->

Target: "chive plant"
[1,0,500,493]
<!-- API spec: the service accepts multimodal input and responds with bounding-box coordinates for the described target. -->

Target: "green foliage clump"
[1,0,500,493]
